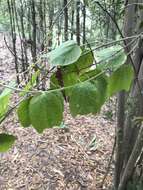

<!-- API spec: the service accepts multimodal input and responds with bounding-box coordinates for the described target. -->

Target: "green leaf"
[20,70,40,96]
[108,64,134,97]
[80,68,105,81]
[95,45,122,61]
[50,72,60,89]
[50,71,80,96]
[97,50,127,71]
[69,82,101,117]
[92,73,108,107]
[50,49,93,95]
[29,92,64,133]
[95,45,127,71]
[80,69,108,106]
[48,40,82,66]
[78,49,94,70]
[64,49,94,73]
[0,134,16,152]
[17,98,31,127]
[63,72,79,96]
[0,87,12,119]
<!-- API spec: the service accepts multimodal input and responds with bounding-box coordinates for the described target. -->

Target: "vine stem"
[0,97,25,125]
[101,137,116,188]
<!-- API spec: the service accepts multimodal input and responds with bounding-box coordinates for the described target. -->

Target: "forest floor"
[0,33,115,190]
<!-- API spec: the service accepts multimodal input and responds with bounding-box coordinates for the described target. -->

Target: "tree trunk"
[82,3,86,44]
[71,5,74,40]
[76,0,80,45]
[7,0,20,84]
[114,1,143,190]
[63,0,68,41]
[31,0,37,63]
[114,91,126,189]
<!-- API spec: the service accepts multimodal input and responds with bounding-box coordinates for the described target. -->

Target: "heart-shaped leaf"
[17,98,31,127]
[0,87,12,120]
[108,64,134,97]
[69,82,101,117]
[29,92,64,133]
[48,40,82,66]
[0,134,16,152]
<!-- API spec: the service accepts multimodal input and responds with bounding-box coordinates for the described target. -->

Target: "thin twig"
[101,137,116,188]
[4,35,22,62]
[0,97,25,125]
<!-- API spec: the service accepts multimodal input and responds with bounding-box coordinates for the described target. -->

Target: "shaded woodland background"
[0,0,121,84]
